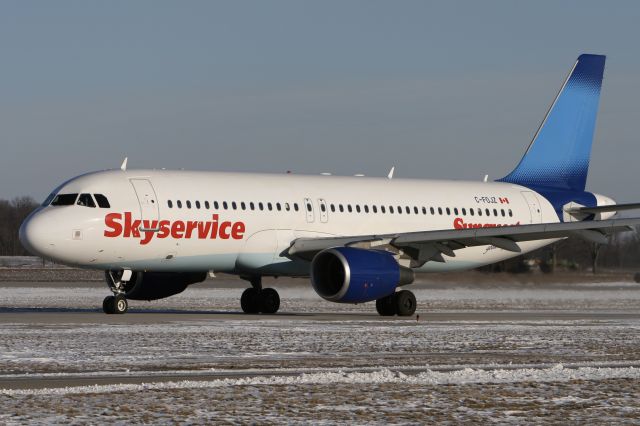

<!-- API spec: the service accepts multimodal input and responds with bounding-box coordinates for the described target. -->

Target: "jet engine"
[310,247,414,303]
[106,271,207,301]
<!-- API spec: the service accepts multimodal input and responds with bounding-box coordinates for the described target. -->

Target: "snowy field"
[1,278,640,423]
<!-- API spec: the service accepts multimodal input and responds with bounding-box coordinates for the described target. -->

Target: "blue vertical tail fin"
[498,54,605,191]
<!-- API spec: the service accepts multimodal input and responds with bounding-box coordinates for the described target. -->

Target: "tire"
[113,294,128,314]
[395,290,417,316]
[260,288,280,314]
[376,294,396,316]
[102,296,115,314]
[241,288,261,314]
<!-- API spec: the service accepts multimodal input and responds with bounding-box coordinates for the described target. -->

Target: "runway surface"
[1,276,640,423]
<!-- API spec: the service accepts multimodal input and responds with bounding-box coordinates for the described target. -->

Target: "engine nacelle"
[107,271,207,301]
[311,247,414,303]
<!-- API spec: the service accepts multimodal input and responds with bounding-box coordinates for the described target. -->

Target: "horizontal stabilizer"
[564,202,640,214]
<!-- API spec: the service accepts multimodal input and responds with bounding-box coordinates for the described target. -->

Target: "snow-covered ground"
[1,281,640,423]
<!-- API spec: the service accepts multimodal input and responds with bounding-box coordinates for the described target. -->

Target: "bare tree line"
[0,197,39,256]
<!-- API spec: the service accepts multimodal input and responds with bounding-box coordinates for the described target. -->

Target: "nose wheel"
[240,276,280,314]
[102,294,128,314]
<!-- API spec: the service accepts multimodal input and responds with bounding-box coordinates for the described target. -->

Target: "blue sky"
[1,1,639,201]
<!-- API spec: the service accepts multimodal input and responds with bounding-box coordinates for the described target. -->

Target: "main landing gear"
[103,270,130,314]
[375,290,417,316]
[240,276,280,314]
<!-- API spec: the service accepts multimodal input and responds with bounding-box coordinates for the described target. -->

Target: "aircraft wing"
[287,217,640,266]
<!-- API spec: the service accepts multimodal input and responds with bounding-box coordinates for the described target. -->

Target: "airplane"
[19,54,640,316]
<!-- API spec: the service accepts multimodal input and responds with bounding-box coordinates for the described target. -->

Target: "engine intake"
[311,247,413,303]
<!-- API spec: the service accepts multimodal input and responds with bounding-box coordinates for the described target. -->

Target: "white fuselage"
[21,169,562,275]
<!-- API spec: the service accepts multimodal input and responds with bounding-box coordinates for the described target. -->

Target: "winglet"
[120,157,128,171]
[387,166,395,179]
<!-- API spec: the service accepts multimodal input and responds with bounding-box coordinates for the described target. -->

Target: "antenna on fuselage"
[483,174,489,183]
[120,157,128,171]
[387,166,395,179]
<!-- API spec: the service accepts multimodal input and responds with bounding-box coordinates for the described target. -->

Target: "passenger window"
[77,193,96,208]
[372,205,377,213]
[438,207,442,215]
[268,202,273,211]
[381,206,386,214]
[413,206,418,214]
[454,208,459,215]
[485,208,490,216]
[321,204,326,212]
[285,203,290,211]
[364,205,369,213]
[241,202,246,210]
[478,208,482,216]
[469,208,474,216]
[493,209,498,216]
[214,201,219,209]
[276,203,282,211]
[389,206,394,214]
[339,204,344,212]
[168,200,173,208]
[398,206,402,214]
[294,203,299,211]
[356,205,361,213]
[306,202,312,212]
[195,201,201,209]
[405,206,410,214]
[232,202,237,210]
[347,205,352,213]
[509,209,513,217]
[51,193,79,206]
[430,207,435,215]
[250,202,255,210]
[330,204,336,212]
[94,194,111,208]
[177,200,183,208]
[422,207,426,215]
[462,208,466,215]
[205,201,210,209]
[501,209,505,217]
[223,201,228,209]
[186,200,192,209]
[259,202,264,211]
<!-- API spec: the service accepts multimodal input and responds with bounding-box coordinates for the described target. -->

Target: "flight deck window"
[51,193,78,206]
[94,194,110,208]
[77,193,96,208]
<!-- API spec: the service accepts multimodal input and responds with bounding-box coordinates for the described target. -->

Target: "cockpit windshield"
[50,193,79,206]
[77,193,96,208]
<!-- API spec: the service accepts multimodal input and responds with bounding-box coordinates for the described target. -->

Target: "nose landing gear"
[102,270,132,314]
[240,276,280,314]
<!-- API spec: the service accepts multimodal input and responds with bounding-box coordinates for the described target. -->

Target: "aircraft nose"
[19,209,56,258]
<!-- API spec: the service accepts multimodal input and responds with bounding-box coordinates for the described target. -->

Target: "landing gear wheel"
[102,296,115,314]
[241,288,261,314]
[260,288,280,314]
[395,290,416,316]
[376,294,397,316]
[113,294,128,314]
